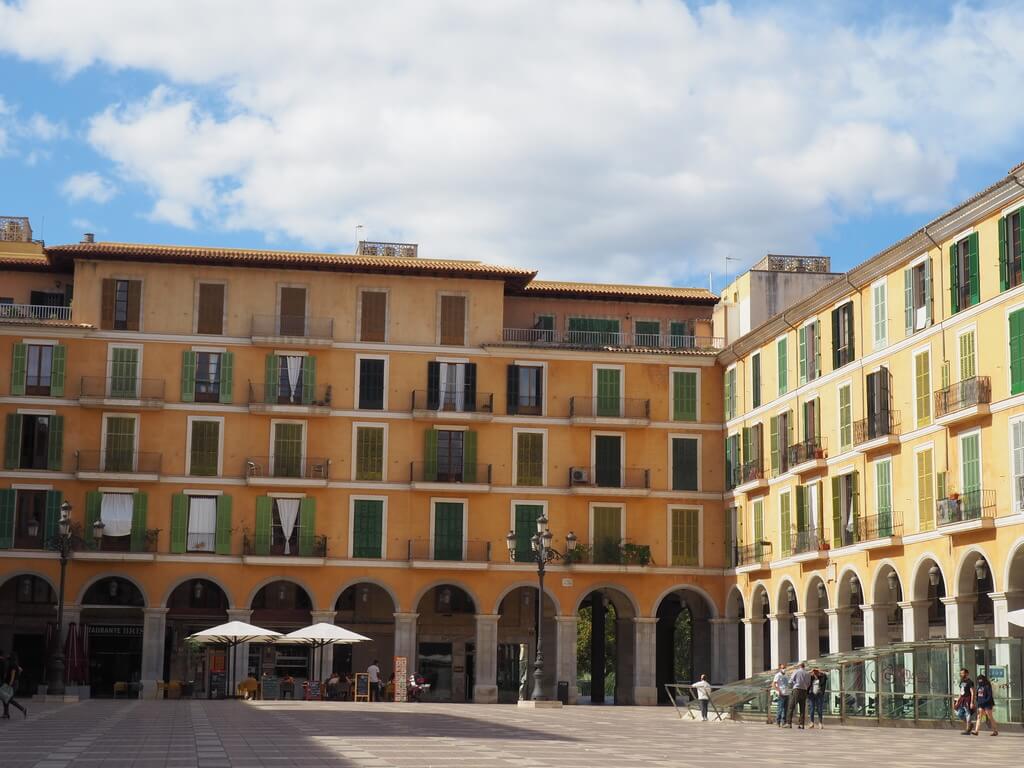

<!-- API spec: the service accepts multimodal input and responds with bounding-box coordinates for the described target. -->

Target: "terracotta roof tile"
[514,280,718,303]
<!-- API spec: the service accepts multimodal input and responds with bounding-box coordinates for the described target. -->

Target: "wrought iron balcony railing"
[735,541,772,566]
[856,510,904,541]
[789,529,828,556]
[500,328,724,352]
[409,462,492,484]
[568,466,650,489]
[936,490,996,527]
[76,450,162,475]
[244,456,330,480]
[243,533,327,557]
[853,410,901,445]
[569,396,650,420]
[563,539,652,566]
[738,461,765,485]
[250,314,334,340]
[411,389,494,413]
[934,376,991,418]
[80,376,165,401]
[248,382,333,407]
[407,538,490,562]
[786,436,828,466]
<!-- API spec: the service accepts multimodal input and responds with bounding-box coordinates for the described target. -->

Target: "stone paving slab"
[0,699,1020,767]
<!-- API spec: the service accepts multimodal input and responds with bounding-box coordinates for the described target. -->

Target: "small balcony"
[0,303,73,326]
[409,462,492,491]
[786,530,829,562]
[499,328,724,353]
[244,456,330,486]
[853,411,901,453]
[786,436,828,476]
[564,539,652,567]
[243,533,327,560]
[247,382,333,416]
[411,389,494,421]
[568,396,650,425]
[734,461,768,495]
[79,376,166,409]
[250,314,334,346]
[85,528,160,556]
[935,377,991,426]
[855,510,904,549]
[735,541,772,573]
[407,538,491,565]
[568,466,650,496]
[936,490,997,533]
[75,450,162,481]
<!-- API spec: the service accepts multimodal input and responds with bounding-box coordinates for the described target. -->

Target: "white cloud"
[61,171,117,204]
[1,1,1022,283]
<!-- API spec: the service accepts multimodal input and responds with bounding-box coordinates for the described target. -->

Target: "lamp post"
[46,501,104,696]
[505,514,576,701]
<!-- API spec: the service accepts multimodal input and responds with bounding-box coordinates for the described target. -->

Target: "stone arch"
[775,578,799,613]
[910,552,948,601]
[491,581,562,616]
[654,586,717,699]
[953,546,997,597]
[246,575,316,610]
[725,585,745,619]
[1002,536,1024,593]
[650,583,719,620]
[749,582,771,616]
[0,570,58,597]
[571,583,640,619]
[76,573,149,607]
[804,573,830,613]
[330,577,401,615]
[836,565,865,607]
[159,573,235,609]
[413,579,480,614]
[870,560,905,604]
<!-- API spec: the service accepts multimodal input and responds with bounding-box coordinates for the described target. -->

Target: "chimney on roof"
[82,233,95,244]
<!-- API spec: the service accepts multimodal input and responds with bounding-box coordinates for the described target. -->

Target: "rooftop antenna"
[724,255,741,290]
[355,224,364,253]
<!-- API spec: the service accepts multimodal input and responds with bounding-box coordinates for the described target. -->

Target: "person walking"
[972,674,998,736]
[807,668,827,729]
[787,663,811,729]
[693,674,713,721]
[1,652,27,719]
[955,668,975,735]
[367,659,381,702]
[772,665,790,727]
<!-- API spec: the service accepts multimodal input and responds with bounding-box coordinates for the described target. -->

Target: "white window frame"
[108,275,145,332]
[512,427,547,487]
[591,431,625,485]
[669,366,701,421]
[668,433,701,493]
[429,497,468,560]
[185,415,225,477]
[193,279,228,335]
[667,504,703,568]
[356,287,390,344]
[1009,415,1024,514]
[348,495,389,559]
[99,412,140,472]
[871,278,887,351]
[105,342,143,398]
[269,418,307,477]
[509,499,550,540]
[588,501,625,549]
[351,422,389,482]
[354,353,390,411]
[725,364,737,418]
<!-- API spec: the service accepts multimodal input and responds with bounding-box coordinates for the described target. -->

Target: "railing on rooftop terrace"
[0,216,32,242]
[752,254,831,273]
[501,328,724,351]
[357,241,418,258]
[0,304,71,322]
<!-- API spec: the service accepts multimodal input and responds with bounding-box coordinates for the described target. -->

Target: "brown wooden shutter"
[440,295,466,346]
[101,278,115,329]
[126,280,142,331]
[360,291,387,342]
[197,283,225,334]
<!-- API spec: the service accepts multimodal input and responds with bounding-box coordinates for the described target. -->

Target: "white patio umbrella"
[277,622,371,683]
[187,621,282,698]
[1008,608,1024,627]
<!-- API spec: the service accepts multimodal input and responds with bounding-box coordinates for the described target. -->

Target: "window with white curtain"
[100,493,133,537]
[187,496,217,551]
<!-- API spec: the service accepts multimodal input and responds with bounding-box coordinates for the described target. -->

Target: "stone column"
[898,600,929,642]
[393,612,418,673]
[555,615,579,703]
[710,618,739,683]
[794,612,811,662]
[632,617,658,706]
[226,608,253,694]
[742,618,765,678]
[990,591,1024,637]
[473,614,500,704]
[825,607,851,654]
[140,607,168,699]
[941,596,974,639]
[310,610,337,681]
[860,603,889,648]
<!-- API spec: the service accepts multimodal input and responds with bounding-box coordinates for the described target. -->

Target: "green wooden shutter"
[1000,216,1009,292]
[513,504,542,563]
[795,485,806,531]
[903,267,914,336]
[352,499,383,558]
[47,414,63,471]
[44,490,61,542]
[215,495,232,554]
[130,493,148,552]
[170,493,188,553]
[777,338,788,395]
[110,347,139,398]
[741,427,751,469]
[671,507,699,566]
[839,385,851,452]
[968,232,980,306]
[813,321,821,378]
[433,502,464,560]
[10,343,26,396]
[506,364,519,415]
[798,325,807,384]
[264,353,279,403]
[423,428,438,481]
[753,500,764,559]
[0,489,14,549]
[751,353,761,408]
[596,368,620,417]
[876,461,892,536]
[592,506,621,563]
[254,496,272,555]
[50,345,66,397]
[463,430,478,483]
[950,243,960,314]
[923,257,933,325]
[675,371,697,421]
[302,356,316,404]
[181,350,197,402]
[780,493,791,556]
[831,307,841,370]
[4,413,21,470]
[1010,309,1024,395]
[831,476,842,548]
[84,491,102,543]
[298,497,316,556]
[851,470,860,540]
[724,506,733,565]
[770,415,779,476]
[959,331,976,381]
[219,351,234,403]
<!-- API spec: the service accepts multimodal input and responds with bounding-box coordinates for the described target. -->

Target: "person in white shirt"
[367,660,381,701]
[772,665,791,727]
[693,674,713,721]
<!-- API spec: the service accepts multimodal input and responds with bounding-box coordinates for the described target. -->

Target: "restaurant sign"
[88,624,144,637]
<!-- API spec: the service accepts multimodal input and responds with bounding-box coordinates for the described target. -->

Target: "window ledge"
[568,486,650,497]
[935,404,991,427]
[76,471,159,483]
[410,481,491,493]
[568,416,650,428]
[245,477,329,488]
[79,395,165,410]
[242,554,326,566]
[411,408,494,422]
[248,403,331,417]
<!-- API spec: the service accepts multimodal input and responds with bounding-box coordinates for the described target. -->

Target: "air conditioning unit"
[570,468,589,485]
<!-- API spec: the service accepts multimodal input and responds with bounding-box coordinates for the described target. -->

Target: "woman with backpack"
[1,652,27,719]
[971,674,998,736]
[808,668,827,729]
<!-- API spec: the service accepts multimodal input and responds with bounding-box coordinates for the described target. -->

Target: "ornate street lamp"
[46,501,104,696]
[506,514,577,701]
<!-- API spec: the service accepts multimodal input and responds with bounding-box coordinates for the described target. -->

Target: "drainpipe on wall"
[921,225,949,495]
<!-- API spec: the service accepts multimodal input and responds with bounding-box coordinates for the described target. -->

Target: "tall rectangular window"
[594,434,622,487]
[634,320,660,346]
[101,278,141,331]
[873,281,887,350]
[272,422,304,477]
[439,295,467,346]
[351,499,384,558]
[592,506,622,564]
[4,413,62,471]
[595,367,621,417]
[831,302,855,369]
[724,366,736,420]
[960,432,981,497]
[904,258,931,335]
[278,286,307,336]
[751,352,761,409]
[866,367,892,439]
[1012,420,1024,513]
[777,337,788,395]
[672,370,697,421]
[507,364,543,415]
[24,345,54,396]
[189,420,220,477]
[427,361,476,412]
[671,436,698,491]
[1000,209,1024,291]
[779,491,791,556]
[568,317,619,345]
[838,383,852,453]
[914,349,931,428]
[670,507,700,567]
[515,431,544,486]
[752,499,764,559]
[831,471,859,548]
[949,233,980,314]
[194,352,223,403]
[512,504,543,563]
[354,426,385,481]
[798,320,820,384]
[196,283,225,335]
[917,448,935,531]
[109,347,139,398]
[875,458,893,536]
[433,502,464,560]
[959,330,976,381]
[1009,308,1024,396]
[104,416,136,472]
[358,358,386,410]
[359,290,388,342]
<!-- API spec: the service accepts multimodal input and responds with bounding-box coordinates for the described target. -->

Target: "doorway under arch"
[415,584,477,702]
[164,578,229,697]
[577,587,637,704]
[654,587,715,702]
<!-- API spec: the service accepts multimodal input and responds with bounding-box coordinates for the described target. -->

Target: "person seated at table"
[341,673,353,701]
[239,676,259,700]
[385,673,396,701]
[280,673,295,699]
[325,672,342,700]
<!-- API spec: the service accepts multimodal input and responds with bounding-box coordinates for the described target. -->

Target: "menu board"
[261,676,280,700]
[393,656,408,702]
[354,672,370,702]
[306,680,322,700]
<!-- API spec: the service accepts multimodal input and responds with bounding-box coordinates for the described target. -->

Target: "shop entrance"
[418,642,453,701]
[81,577,145,698]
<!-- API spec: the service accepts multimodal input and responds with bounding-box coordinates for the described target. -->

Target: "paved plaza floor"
[0,699,1020,768]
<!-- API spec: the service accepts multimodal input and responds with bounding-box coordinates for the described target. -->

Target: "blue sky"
[2,1,1023,290]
